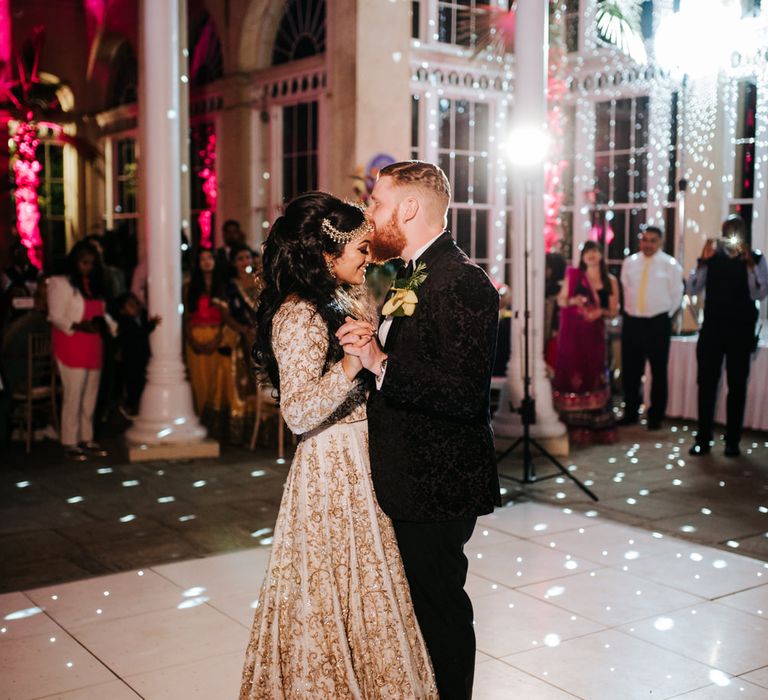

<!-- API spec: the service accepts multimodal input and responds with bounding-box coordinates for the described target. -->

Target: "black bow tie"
[397,260,415,281]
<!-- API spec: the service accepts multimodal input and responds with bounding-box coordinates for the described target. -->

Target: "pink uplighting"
[197,131,217,249]
[13,120,43,269]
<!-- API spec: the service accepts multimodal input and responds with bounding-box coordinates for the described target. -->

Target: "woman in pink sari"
[553,241,619,444]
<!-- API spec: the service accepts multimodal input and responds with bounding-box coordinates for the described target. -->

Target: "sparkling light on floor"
[1,502,767,699]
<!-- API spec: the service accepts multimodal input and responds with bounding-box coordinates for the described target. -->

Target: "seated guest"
[552,241,619,445]
[47,241,116,461]
[687,215,768,457]
[1,241,39,335]
[619,226,683,430]
[115,292,160,416]
[224,243,262,443]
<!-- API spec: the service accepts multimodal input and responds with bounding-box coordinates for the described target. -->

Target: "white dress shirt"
[375,232,444,388]
[620,250,684,318]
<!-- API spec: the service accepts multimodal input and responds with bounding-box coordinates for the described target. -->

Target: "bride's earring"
[325,257,336,279]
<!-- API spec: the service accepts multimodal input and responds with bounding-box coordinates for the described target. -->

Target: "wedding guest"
[115,292,160,415]
[47,241,116,461]
[216,219,246,275]
[183,247,228,429]
[688,215,768,457]
[224,243,262,442]
[84,234,125,300]
[619,225,683,430]
[553,241,619,444]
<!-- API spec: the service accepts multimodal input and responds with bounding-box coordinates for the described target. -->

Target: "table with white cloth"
[644,335,768,432]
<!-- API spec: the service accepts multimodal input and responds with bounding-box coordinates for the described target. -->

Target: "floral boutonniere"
[382,261,428,317]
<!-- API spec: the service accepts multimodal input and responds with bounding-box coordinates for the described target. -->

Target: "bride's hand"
[337,317,376,350]
[342,352,364,380]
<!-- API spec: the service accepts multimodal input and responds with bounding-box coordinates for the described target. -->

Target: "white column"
[126,0,206,446]
[493,0,565,439]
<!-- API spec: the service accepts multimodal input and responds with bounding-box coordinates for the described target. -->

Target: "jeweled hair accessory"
[320,207,373,244]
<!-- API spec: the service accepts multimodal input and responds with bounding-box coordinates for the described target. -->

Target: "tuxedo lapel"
[382,232,455,352]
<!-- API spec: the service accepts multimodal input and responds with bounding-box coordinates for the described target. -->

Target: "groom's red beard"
[370,211,407,263]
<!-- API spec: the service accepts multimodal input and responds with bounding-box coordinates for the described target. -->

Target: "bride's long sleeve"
[273,299,357,435]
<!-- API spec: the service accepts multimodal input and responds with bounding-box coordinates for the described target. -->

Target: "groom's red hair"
[379,161,451,217]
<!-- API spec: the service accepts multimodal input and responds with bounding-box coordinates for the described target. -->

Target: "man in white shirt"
[619,226,684,430]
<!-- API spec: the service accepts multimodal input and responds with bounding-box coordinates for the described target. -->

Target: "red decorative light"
[196,131,216,249]
[12,120,43,269]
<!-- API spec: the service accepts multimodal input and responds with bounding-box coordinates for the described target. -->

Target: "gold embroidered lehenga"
[239,298,437,699]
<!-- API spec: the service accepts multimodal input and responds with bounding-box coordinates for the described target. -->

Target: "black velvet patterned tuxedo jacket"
[368,231,502,522]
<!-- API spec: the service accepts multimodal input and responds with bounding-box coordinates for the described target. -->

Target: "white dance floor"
[2,501,767,699]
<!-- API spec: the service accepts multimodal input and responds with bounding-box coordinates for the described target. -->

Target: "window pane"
[411,95,420,150]
[48,145,64,178]
[439,98,452,149]
[613,153,631,204]
[632,152,648,203]
[734,142,756,199]
[474,155,488,203]
[595,101,612,152]
[438,6,453,43]
[634,96,649,150]
[629,208,647,255]
[454,155,470,202]
[475,209,488,259]
[595,155,611,199]
[455,208,471,255]
[607,209,626,261]
[50,182,65,215]
[296,103,309,152]
[438,152,452,190]
[454,100,471,151]
[614,99,632,151]
[411,0,420,39]
[474,103,490,149]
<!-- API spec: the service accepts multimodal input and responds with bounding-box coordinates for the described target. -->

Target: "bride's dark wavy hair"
[254,191,370,395]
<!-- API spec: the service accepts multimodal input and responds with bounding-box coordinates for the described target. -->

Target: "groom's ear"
[401,196,419,224]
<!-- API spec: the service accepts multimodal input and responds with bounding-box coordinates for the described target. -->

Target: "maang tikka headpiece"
[320,202,373,244]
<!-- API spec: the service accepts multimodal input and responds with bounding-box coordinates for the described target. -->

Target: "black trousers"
[696,327,753,446]
[621,313,672,422]
[392,517,477,700]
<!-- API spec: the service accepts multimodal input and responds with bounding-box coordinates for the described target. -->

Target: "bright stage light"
[505,124,550,167]
[655,0,739,79]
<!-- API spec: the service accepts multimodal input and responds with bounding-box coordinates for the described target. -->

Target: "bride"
[239,192,437,699]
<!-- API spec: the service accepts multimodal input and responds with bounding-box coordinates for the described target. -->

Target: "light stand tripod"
[497,180,598,502]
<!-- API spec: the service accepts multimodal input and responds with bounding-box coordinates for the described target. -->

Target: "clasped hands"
[336,316,387,380]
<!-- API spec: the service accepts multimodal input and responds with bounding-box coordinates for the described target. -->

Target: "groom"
[338,161,501,699]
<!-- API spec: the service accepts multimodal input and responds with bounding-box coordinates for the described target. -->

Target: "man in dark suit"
[338,161,501,699]
[687,215,767,457]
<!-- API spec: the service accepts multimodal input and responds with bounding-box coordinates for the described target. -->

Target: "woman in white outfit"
[47,241,116,460]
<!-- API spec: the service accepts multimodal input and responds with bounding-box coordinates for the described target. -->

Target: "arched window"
[189,11,223,87]
[272,0,326,66]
